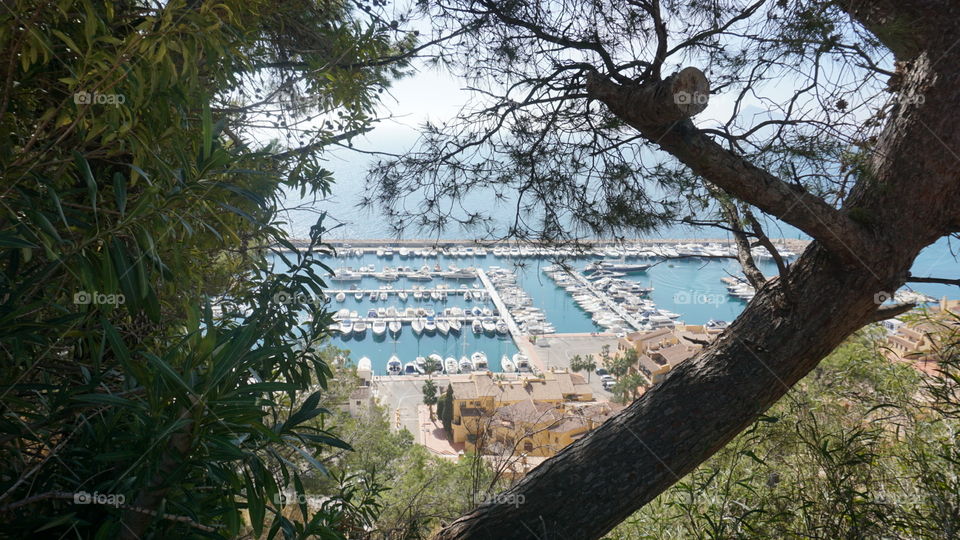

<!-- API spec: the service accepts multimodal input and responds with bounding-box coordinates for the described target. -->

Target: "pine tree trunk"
[433,34,960,540]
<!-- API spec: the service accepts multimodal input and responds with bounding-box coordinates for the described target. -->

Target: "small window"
[523,442,533,452]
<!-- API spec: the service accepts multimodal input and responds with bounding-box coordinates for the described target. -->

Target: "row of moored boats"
[545,265,681,333]
[358,352,533,376]
[335,242,799,261]
[333,307,510,338]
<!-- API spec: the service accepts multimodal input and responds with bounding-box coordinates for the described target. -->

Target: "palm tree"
[569,354,597,382]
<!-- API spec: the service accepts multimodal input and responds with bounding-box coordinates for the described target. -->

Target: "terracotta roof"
[654,344,696,366]
[452,372,591,404]
[492,399,558,424]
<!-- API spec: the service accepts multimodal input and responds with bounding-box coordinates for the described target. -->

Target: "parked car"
[596,368,609,377]
[602,380,615,391]
[600,374,615,383]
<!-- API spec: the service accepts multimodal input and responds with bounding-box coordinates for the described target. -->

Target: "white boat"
[403,362,420,376]
[459,356,474,373]
[411,319,425,336]
[495,319,508,335]
[399,247,409,258]
[471,352,488,371]
[387,355,402,375]
[431,291,441,301]
[463,290,472,301]
[338,319,353,335]
[436,319,450,335]
[388,320,402,336]
[398,291,408,301]
[472,319,483,334]
[413,290,424,300]
[379,291,388,301]
[444,356,459,374]
[372,320,387,338]
[500,354,516,372]
[514,353,531,372]
[353,320,367,337]
[330,270,363,282]
[335,292,345,302]
[449,319,462,334]
[482,319,497,334]
[354,291,363,301]
[424,316,437,334]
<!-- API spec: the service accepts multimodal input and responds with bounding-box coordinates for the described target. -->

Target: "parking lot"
[532,333,622,397]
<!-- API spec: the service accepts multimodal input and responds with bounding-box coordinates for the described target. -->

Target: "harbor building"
[446,371,598,454]
[883,298,960,374]
[617,324,720,384]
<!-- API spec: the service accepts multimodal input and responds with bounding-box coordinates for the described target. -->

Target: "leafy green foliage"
[423,379,438,421]
[440,386,455,439]
[569,354,597,381]
[607,329,960,539]
[0,0,413,536]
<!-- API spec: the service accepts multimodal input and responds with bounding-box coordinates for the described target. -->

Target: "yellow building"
[883,298,959,374]
[617,324,716,384]
[445,371,600,454]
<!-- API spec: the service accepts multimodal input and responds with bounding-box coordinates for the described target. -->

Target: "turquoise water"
[266,236,959,375]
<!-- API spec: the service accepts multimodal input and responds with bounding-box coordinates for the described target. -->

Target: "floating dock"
[329,288,482,296]
[567,271,646,331]
[476,268,523,339]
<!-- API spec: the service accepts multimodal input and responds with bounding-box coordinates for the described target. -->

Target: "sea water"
[266,238,957,375]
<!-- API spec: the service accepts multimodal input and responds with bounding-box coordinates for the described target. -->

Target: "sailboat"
[444,356,459,374]
[410,318,424,336]
[482,318,497,334]
[352,320,367,337]
[436,319,450,336]
[388,320,402,337]
[471,351,489,371]
[514,353,531,372]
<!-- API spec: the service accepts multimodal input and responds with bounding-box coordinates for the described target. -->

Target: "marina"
[262,237,954,375]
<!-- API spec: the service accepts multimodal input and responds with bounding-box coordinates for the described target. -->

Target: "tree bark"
[433,19,960,540]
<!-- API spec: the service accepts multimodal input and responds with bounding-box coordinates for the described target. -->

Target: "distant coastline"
[281,237,812,251]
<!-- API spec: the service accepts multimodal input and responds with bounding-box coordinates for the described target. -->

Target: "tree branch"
[869,302,916,322]
[906,274,960,287]
[585,70,872,267]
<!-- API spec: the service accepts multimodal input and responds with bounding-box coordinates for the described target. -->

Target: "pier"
[329,288,482,296]
[476,269,523,339]
[567,271,646,332]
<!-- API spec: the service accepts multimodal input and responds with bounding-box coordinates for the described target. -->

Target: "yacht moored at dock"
[386,355,402,375]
